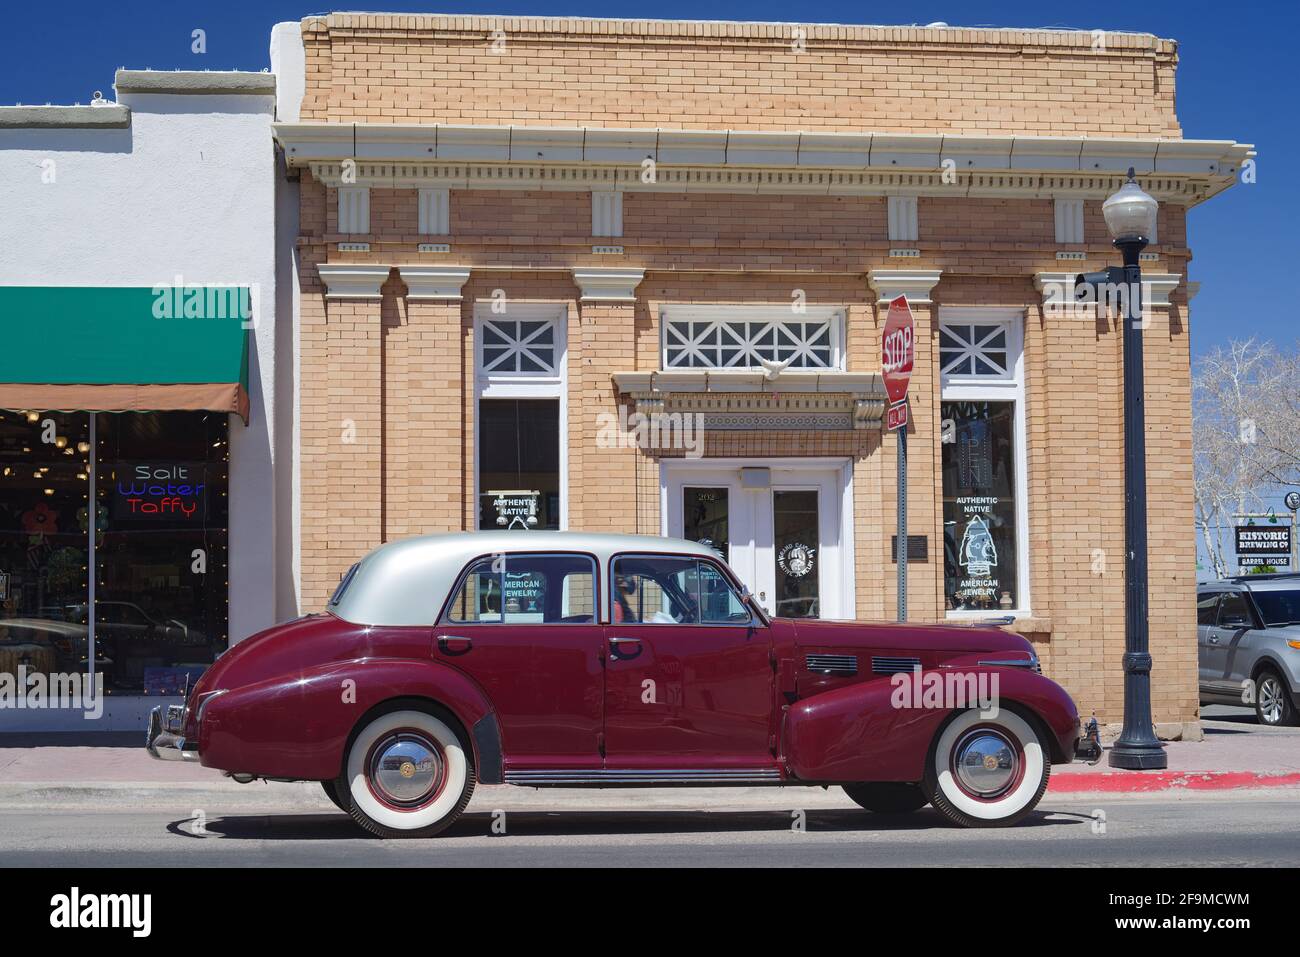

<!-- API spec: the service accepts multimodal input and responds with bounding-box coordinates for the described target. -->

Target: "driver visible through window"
[611,555,750,625]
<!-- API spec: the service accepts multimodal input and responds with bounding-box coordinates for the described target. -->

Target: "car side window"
[446,553,596,624]
[1217,592,1252,628]
[696,560,752,624]
[1196,592,1220,626]
[611,555,750,625]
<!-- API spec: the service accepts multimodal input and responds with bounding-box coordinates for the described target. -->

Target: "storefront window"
[0,408,232,699]
[92,412,230,694]
[0,411,92,689]
[682,487,729,560]
[942,401,1019,612]
[478,399,560,531]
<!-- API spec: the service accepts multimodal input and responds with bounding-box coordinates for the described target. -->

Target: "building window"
[475,303,567,530]
[940,309,1029,616]
[478,399,561,531]
[480,318,557,376]
[661,307,844,370]
[942,401,1019,612]
[939,323,1010,378]
[0,410,229,697]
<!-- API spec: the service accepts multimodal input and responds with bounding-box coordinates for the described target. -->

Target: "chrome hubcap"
[1260,678,1283,724]
[368,732,443,807]
[953,728,1018,798]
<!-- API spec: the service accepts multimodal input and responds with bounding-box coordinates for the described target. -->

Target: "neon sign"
[111,463,207,521]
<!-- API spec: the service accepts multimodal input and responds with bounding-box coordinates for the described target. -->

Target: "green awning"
[0,286,251,422]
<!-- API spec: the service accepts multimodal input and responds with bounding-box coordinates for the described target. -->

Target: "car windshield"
[1250,589,1300,627]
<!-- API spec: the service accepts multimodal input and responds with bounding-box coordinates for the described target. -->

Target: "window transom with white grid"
[939,323,1011,378]
[662,309,843,370]
[480,318,558,376]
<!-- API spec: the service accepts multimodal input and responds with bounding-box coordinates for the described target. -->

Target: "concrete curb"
[1048,771,1300,794]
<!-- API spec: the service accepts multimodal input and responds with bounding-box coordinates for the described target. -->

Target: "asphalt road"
[3,792,1297,867]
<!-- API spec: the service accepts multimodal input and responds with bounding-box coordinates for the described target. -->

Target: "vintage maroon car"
[147,531,1099,836]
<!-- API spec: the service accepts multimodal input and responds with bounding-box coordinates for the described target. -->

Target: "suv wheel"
[1255,670,1299,727]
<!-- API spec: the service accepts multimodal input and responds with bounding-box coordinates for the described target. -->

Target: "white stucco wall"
[0,87,282,686]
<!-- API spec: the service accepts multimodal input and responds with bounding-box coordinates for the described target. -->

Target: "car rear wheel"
[842,782,929,814]
[922,708,1050,828]
[338,708,475,838]
[1254,670,1299,727]
[321,779,349,813]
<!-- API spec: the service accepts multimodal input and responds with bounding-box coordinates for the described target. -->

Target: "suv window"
[446,553,596,624]
[611,555,751,625]
[1250,589,1300,627]
[1217,592,1253,629]
[1196,592,1221,626]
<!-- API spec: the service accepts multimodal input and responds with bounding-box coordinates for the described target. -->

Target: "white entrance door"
[664,461,849,619]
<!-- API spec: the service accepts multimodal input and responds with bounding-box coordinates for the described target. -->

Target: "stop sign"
[881,295,915,405]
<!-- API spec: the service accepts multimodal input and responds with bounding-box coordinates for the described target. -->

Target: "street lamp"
[1079,168,1167,769]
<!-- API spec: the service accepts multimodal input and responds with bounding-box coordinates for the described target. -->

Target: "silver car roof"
[329,530,723,626]
[1202,576,1300,594]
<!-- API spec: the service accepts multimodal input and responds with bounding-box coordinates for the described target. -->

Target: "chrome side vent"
[872,656,922,676]
[805,654,858,676]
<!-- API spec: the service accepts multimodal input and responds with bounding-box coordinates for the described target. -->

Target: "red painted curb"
[1048,771,1300,794]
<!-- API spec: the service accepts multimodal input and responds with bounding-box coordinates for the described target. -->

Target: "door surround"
[660,457,855,619]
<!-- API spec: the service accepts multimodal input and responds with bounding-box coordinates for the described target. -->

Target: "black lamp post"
[1079,168,1167,769]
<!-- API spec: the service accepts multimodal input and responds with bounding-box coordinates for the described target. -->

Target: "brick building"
[272,14,1250,735]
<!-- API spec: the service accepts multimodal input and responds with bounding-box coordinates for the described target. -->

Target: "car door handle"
[437,635,473,656]
[608,636,642,660]
[1208,636,1219,644]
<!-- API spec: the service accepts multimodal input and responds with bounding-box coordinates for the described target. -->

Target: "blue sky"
[0,1,1293,358]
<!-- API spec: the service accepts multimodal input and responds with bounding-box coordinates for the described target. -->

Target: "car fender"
[197,657,498,781]
[784,667,1080,783]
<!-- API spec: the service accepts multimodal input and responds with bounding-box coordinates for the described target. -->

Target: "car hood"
[789,618,1032,656]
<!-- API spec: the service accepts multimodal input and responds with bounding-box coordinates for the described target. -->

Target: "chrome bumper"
[145,704,199,762]
[1073,717,1104,765]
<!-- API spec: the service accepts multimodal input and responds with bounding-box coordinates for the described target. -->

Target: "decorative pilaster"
[866,268,942,622]
[317,263,391,299]
[398,265,471,301]
[572,267,645,302]
[867,268,942,304]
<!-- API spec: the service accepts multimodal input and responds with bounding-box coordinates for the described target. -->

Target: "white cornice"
[1034,270,1182,313]
[868,269,943,305]
[317,263,391,299]
[572,267,645,303]
[1142,272,1182,307]
[275,123,1253,206]
[398,265,471,300]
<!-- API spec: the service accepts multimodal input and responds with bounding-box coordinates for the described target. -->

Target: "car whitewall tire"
[341,709,475,838]
[923,708,1049,828]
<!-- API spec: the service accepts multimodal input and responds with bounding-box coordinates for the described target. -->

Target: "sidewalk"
[1048,718,1300,794]
[3,714,1296,806]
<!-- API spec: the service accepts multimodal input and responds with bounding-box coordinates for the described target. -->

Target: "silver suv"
[1198,574,1300,726]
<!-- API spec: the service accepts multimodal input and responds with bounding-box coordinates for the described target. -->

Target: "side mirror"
[1222,615,1250,629]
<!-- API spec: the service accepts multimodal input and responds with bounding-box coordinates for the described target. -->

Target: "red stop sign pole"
[882,296,915,621]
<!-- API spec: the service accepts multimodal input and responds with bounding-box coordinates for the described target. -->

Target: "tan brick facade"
[286,13,1229,734]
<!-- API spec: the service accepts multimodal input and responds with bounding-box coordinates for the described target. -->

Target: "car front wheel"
[922,708,1050,828]
[1255,670,1299,727]
[338,708,475,838]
